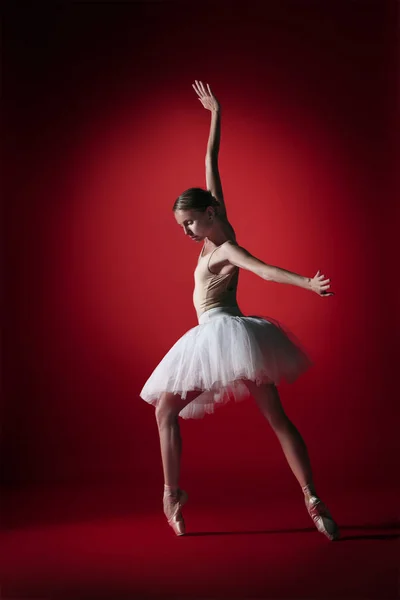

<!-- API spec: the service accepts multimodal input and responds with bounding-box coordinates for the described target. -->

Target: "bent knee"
[155,402,180,426]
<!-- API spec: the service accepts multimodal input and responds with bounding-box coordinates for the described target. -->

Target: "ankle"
[164,483,179,496]
[302,483,317,498]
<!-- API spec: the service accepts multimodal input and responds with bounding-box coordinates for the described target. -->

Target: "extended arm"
[192,81,227,218]
[205,111,226,217]
[221,242,334,297]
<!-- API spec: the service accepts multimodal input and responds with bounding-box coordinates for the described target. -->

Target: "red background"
[2,4,398,594]
[3,2,398,597]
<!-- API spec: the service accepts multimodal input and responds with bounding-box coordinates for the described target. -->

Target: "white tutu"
[140,306,313,419]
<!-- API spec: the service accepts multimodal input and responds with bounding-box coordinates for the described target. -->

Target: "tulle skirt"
[139,306,313,419]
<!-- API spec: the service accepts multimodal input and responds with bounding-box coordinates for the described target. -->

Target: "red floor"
[1,483,398,599]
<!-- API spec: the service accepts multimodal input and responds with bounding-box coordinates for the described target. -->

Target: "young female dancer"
[140,80,339,541]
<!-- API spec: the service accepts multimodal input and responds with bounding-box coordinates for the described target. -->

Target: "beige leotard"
[193,240,240,319]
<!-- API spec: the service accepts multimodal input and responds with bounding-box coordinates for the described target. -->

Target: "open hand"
[310,270,335,297]
[192,80,220,112]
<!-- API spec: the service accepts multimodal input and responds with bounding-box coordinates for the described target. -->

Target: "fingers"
[313,268,334,296]
[192,80,212,97]
[193,80,204,96]
[192,82,202,98]
[315,271,331,284]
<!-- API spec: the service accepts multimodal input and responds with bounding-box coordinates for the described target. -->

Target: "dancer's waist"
[198,305,244,324]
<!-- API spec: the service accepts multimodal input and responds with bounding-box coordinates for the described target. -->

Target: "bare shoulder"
[222,240,250,256]
[221,240,262,270]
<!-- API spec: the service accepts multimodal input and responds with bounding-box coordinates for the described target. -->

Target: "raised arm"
[192,80,227,218]
[220,241,334,297]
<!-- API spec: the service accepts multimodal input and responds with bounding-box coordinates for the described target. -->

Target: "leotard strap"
[207,246,221,274]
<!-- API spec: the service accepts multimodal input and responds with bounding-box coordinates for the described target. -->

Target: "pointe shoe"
[305,494,340,541]
[163,488,189,536]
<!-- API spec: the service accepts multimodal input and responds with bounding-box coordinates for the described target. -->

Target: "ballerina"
[140,80,339,541]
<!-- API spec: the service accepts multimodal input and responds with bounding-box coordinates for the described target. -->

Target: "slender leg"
[243,381,316,492]
[155,389,203,535]
[155,390,203,488]
[244,380,339,540]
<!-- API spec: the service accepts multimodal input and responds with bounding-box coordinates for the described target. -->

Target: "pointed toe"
[305,495,340,541]
[164,488,189,536]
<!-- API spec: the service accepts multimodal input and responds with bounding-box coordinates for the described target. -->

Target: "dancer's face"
[174,209,214,241]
